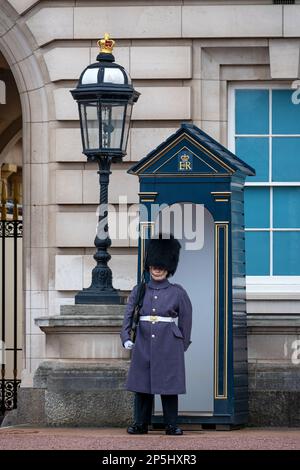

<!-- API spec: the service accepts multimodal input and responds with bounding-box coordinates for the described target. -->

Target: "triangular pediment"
[128,124,255,178]
[130,134,233,176]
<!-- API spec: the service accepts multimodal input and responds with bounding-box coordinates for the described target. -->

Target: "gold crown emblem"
[97,33,115,54]
[180,154,190,162]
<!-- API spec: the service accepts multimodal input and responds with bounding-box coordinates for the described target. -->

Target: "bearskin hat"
[144,232,181,276]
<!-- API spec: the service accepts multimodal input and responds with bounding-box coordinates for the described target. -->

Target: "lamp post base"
[74,287,127,305]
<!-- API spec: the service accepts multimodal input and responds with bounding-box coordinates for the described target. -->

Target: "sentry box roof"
[128,123,255,178]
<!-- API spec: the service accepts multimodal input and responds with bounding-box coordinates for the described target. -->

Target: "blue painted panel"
[143,138,230,175]
[244,187,270,228]
[235,137,269,182]
[272,89,300,134]
[235,89,269,135]
[272,137,300,182]
[216,225,226,398]
[273,232,300,275]
[273,187,300,228]
[135,123,251,424]
[245,231,270,275]
[145,180,232,223]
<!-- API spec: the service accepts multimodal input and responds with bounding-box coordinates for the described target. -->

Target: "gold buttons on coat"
[152,308,156,312]
[154,295,158,299]
[151,334,155,338]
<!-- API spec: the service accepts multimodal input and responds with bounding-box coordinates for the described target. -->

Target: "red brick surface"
[0,427,299,450]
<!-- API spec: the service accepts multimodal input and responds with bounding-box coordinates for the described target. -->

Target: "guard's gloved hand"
[124,340,134,350]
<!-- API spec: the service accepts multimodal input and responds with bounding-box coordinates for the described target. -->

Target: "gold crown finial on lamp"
[97,33,115,54]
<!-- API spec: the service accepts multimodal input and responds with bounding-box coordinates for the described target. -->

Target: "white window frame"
[228,82,300,297]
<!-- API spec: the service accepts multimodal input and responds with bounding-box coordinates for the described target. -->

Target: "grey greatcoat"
[120,277,193,395]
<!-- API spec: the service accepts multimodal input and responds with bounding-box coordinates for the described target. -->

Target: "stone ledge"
[35,315,124,330]
[60,304,127,316]
[247,292,300,300]
[2,360,134,427]
[248,363,300,392]
[37,360,133,426]
[33,360,130,388]
[35,303,127,330]
[247,315,300,329]
[35,303,128,360]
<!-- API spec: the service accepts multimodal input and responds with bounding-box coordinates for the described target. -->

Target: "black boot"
[165,424,183,435]
[127,423,148,434]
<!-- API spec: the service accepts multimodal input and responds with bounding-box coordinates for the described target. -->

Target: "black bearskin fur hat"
[144,232,181,277]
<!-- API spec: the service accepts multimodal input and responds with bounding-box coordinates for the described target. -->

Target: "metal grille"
[273,1,295,4]
[1,220,23,413]
[0,379,21,412]
[1,166,23,413]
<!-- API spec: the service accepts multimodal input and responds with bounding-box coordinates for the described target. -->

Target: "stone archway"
[0,0,50,416]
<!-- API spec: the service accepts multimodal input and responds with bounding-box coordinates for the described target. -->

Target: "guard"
[120,233,193,435]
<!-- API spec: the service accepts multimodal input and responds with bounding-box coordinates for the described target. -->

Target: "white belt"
[139,315,175,323]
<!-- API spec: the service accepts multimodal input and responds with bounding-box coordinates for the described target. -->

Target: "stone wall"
[247,313,300,426]
[1,0,300,424]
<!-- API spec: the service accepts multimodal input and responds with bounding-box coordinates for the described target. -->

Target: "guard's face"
[149,266,168,281]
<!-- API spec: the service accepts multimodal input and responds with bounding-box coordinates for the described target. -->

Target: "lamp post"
[70,34,140,304]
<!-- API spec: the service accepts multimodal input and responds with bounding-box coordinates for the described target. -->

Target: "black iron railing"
[0,219,22,413]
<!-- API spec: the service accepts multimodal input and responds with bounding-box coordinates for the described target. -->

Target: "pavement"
[0,426,300,450]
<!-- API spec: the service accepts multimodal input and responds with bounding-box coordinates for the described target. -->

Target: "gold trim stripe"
[211,191,231,203]
[211,192,231,196]
[136,173,232,178]
[214,222,228,400]
[139,192,158,202]
[138,192,158,196]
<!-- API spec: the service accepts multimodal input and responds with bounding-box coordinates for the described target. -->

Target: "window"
[230,86,300,276]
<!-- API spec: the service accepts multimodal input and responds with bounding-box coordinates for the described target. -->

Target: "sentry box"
[128,123,255,429]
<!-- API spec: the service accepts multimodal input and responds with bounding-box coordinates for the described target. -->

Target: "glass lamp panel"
[79,103,88,150]
[101,103,126,149]
[122,103,133,151]
[103,67,125,84]
[80,102,100,151]
[81,68,99,85]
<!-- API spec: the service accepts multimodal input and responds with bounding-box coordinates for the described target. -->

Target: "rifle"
[130,271,147,343]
